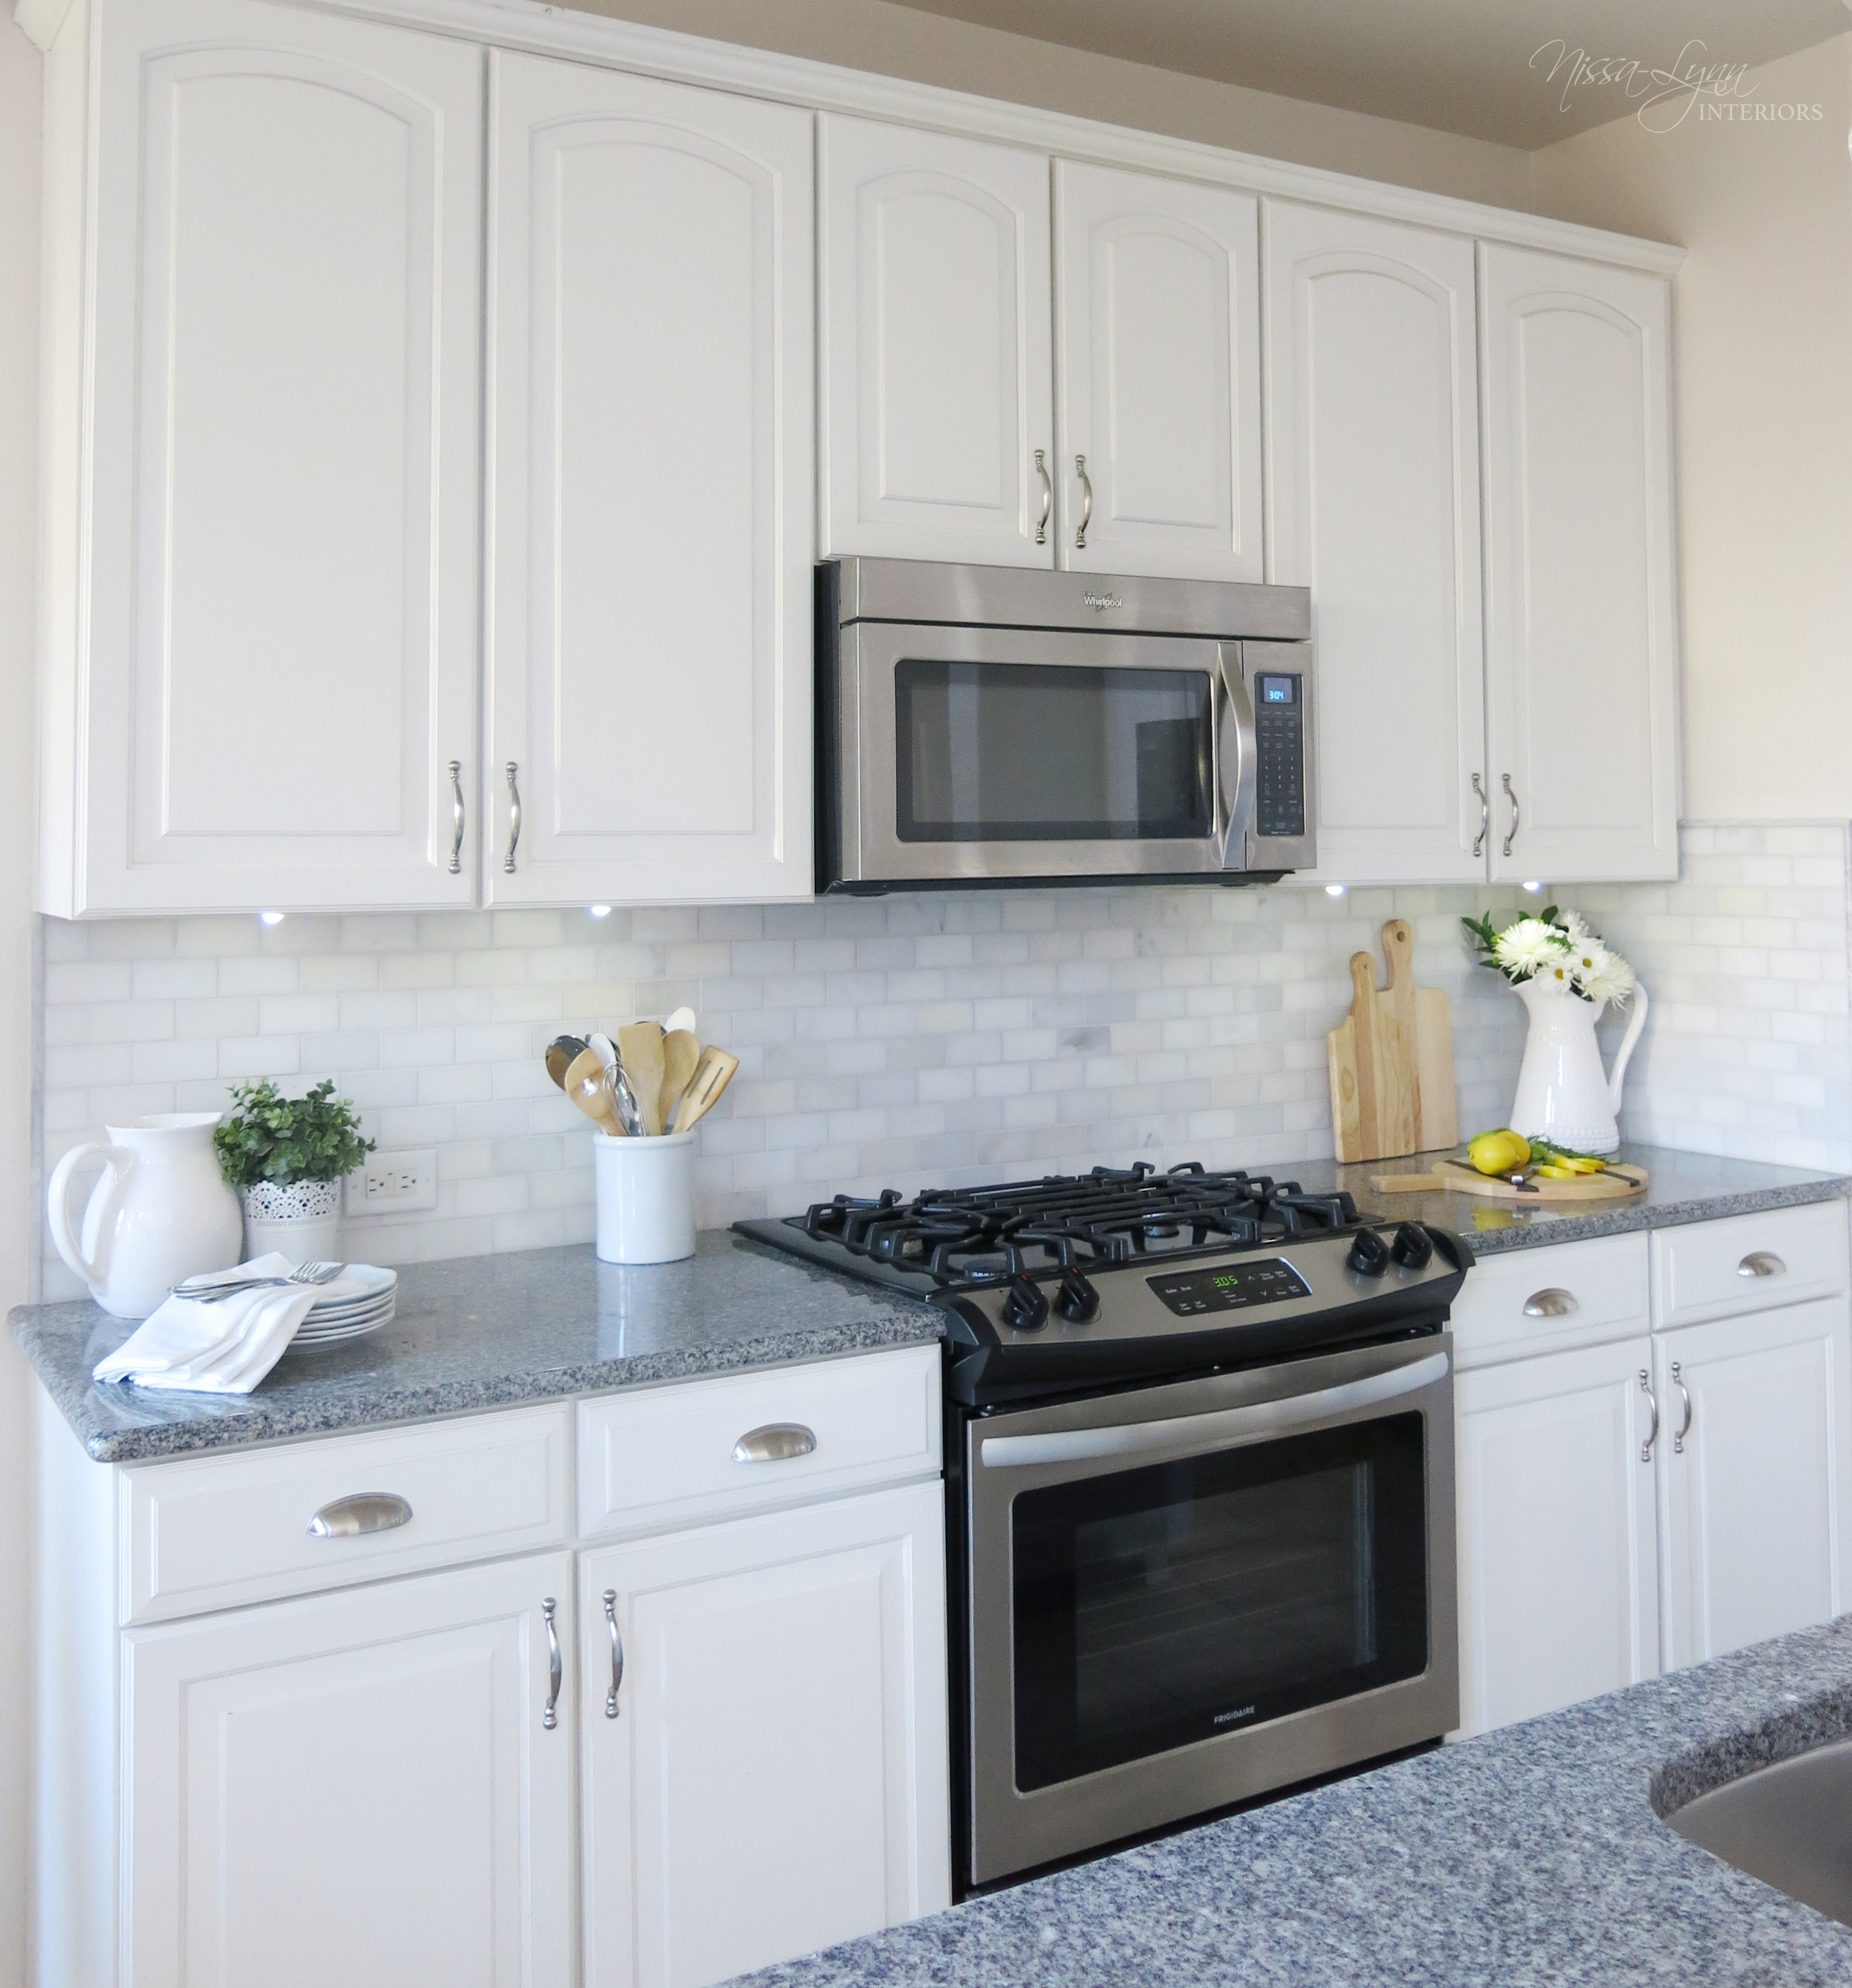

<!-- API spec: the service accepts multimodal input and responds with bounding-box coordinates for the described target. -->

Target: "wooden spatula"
[660,1028,700,1133]
[673,1046,739,1132]
[617,1022,667,1136]
[562,1046,625,1137]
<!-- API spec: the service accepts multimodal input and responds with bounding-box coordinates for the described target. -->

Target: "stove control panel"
[1253,673,1305,840]
[1147,1258,1313,1317]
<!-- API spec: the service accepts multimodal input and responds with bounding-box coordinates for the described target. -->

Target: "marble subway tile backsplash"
[33,822,1851,1301]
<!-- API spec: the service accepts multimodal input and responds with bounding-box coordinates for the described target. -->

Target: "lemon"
[1467,1129,1531,1175]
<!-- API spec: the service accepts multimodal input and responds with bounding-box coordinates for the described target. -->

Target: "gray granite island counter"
[727,1616,1852,1987]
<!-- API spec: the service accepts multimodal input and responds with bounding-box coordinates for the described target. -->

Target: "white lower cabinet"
[580,1482,950,1988]
[1455,1337,1659,1738]
[122,1552,577,1988]
[1656,1298,1852,1669]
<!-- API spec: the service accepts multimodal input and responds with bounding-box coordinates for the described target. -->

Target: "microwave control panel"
[1253,674,1305,840]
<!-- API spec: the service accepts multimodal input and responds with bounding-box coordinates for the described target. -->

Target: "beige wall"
[567,0,1538,207]
[1533,33,1852,822]
[0,20,39,1987]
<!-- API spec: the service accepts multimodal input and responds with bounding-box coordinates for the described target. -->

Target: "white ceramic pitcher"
[47,1114,244,1318]
[1509,978,1651,1155]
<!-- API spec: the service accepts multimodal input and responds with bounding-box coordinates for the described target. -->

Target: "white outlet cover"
[346,1148,439,1216]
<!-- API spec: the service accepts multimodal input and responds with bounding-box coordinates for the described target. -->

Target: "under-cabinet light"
[1523,881,1544,894]
[589,904,612,918]
[259,911,285,926]
[1324,883,1346,897]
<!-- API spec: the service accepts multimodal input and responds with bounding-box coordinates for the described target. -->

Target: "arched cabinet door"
[484,53,814,904]
[819,114,1053,567]
[76,0,482,912]
[1054,161,1261,581]
[1264,201,1487,888]
[1480,245,1679,884]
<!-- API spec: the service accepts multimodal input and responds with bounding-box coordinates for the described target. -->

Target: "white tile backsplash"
[33,825,1852,1300]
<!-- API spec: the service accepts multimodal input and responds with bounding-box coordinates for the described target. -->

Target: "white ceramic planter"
[593,1131,697,1263]
[242,1178,343,1268]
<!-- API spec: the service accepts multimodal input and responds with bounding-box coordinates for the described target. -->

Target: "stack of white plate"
[291,1265,399,1348]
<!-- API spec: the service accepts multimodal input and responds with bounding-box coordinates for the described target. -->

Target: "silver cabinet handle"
[1502,774,1520,857]
[1213,646,1256,871]
[503,762,522,874]
[1639,1369,1659,1462]
[1523,1288,1578,1318]
[1739,1251,1786,1279]
[1033,449,1051,545]
[603,1589,624,1719]
[542,1597,562,1730]
[1471,774,1489,858]
[307,1492,412,1539]
[733,1422,817,1464]
[1074,453,1093,548]
[1671,1360,1693,1455]
[447,761,465,875]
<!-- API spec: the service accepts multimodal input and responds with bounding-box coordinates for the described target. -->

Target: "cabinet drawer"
[121,1405,571,1625]
[1450,1234,1649,1371]
[577,1345,942,1540]
[1653,1202,1851,1329]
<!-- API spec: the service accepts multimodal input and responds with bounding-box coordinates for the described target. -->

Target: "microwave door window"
[895,659,1212,842]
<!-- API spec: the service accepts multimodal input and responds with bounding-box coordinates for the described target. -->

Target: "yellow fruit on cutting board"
[1467,1129,1531,1175]
[1536,1162,1576,1179]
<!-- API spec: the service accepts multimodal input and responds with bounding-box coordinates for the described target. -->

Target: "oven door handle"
[1213,645,1256,871]
[978,1350,1450,1470]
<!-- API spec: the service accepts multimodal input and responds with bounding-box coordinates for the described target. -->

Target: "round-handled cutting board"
[1370,1160,1650,1203]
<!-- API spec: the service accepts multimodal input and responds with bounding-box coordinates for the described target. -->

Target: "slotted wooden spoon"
[673,1046,739,1132]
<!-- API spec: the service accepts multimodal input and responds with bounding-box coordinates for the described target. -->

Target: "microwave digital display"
[1259,676,1296,705]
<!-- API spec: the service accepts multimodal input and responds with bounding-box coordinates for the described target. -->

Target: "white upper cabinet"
[60,0,482,914]
[1052,162,1261,580]
[819,115,1054,567]
[1480,245,1679,882]
[1264,204,1487,885]
[485,55,814,903]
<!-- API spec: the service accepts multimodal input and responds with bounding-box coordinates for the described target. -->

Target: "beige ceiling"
[873,0,1852,147]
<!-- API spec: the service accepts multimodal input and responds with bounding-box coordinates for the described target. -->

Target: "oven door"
[962,1334,1456,1886]
[835,622,1270,885]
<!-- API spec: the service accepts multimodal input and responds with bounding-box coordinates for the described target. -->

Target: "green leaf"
[213,1077,373,1190]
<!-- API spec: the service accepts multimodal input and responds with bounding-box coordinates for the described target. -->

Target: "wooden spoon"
[673,1046,739,1133]
[660,1029,700,1132]
[617,1023,667,1136]
[544,1034,589,1090]
[562,1046,625,1137]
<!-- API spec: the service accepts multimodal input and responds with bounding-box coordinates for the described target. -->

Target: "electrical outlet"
[346,1148,438,1216]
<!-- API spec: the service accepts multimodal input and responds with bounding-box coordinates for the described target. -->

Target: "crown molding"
[14,0,75,52]
[304,0,1683,275]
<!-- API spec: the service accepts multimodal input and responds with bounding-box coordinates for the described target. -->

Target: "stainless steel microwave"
[816,559,1315,892]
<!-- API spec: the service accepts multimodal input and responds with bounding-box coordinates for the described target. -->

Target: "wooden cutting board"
[1370,1159,1650,1203]
[1328,920,1459,1163]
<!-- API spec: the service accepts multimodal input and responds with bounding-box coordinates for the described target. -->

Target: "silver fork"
[173,1261,346,1303]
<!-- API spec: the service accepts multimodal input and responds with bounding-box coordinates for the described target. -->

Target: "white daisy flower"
[1580,953,1636,1011]
[1560,909,1591,943]
[1492,917,1569,978]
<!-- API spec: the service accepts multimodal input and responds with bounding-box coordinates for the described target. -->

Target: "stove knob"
[1054,1269,1100,1324]
[1002,1276,1051,1333]
[1390,1221,1434,1271]
[1345,1228,1391,1278]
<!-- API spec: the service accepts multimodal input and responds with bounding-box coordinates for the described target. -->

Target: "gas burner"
[787,1163,1362,1291]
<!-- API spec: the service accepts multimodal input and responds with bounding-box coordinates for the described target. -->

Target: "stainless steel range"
[737,1163,1471,1892]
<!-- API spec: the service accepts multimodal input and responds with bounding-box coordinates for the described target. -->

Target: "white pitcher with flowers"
[1462,907,1648,1154]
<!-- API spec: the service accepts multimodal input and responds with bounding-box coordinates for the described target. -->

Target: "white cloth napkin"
[93,1253,347,1394]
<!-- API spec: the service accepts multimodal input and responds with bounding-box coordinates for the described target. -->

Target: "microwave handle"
[1213,645,1257,868]
[978,1349,1450,1470]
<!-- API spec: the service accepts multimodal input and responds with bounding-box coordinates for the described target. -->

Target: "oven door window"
[1010,1414,1428,1792]
[894,656,1212,842]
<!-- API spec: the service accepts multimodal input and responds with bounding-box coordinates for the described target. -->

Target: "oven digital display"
[1147,1259,1312,1316]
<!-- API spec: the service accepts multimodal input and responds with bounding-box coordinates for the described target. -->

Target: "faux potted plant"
[213,1079,373,1266]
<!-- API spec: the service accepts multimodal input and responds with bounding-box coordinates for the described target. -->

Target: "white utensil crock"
[1509,977,1651,1155]
[47,1114,244,1318]
[242,1178,343,1268]
[593,1131,697,1264]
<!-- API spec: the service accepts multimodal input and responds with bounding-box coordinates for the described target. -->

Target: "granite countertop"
[10,1232,943,1463]
[728,1617,1852,1987]
[13,1146,1846,1466]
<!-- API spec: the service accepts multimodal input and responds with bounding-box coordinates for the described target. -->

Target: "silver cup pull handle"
[1074,454,1093,548]
[603,1589,624,1719]
[1672,1360,1693,1455]
[447,761,465,875]
[1523,1288,1578,1318]
[307,1492,412,1539]
[504,762,522,874]
[732,1422,817,1464]
[1471,773,1488,858]
[542,1598,562,1731]
[1639,1369,1659,1462]
[1033,449,1051,545]
[1502,774,1520,857]
[1738,1251,1785,1278]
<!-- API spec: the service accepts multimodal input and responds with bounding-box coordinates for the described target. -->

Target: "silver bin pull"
[733,1423,817,1464]
[308,1492,413,1540]
[1739,1251,1786,1279]
[1523,1289,1578,1318]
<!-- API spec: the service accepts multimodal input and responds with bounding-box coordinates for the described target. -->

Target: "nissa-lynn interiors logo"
[1530,37,1826,131]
